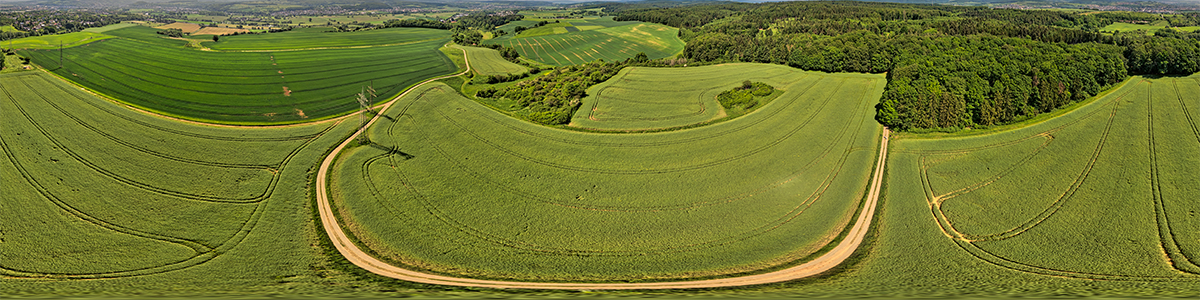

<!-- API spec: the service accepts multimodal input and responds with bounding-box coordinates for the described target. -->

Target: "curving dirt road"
[314,47,892,289]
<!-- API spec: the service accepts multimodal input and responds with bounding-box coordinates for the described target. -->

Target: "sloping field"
[18,26,457,124]
[459,45,526,76]
[192,26,250,36]
[488,23,683,66]
[886,74,1200,280]
[327,66,886,281]
[0,71,355,280]
[156,22,202,34]
[4,31,113,49]
[571,64,822,131]
[209,27,450,50]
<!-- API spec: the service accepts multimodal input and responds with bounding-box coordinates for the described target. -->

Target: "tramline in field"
[487,21,683,66]
[17,26,457,124]
[570,64,809,131]
[886,75,1200,280]
[326,63,886,281]
[0,71,356,278]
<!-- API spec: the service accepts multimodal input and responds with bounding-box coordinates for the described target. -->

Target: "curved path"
[315,47,891,289]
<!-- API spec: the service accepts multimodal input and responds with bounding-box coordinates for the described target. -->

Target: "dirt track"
[314,48,891,289]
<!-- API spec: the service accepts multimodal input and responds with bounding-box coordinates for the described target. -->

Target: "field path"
[315,59,892,290]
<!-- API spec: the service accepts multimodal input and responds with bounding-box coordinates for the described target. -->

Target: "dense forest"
[600,1,1200,130]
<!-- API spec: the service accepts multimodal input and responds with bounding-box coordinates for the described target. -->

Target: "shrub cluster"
[477,61,625,125]
[718,81,774,110]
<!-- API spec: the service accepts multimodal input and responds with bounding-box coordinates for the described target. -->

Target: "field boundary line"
[316,45,890,287]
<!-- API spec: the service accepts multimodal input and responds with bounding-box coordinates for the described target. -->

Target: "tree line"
[604,1,1200,131]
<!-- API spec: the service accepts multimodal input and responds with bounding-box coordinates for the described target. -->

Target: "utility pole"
[356,87,372,144]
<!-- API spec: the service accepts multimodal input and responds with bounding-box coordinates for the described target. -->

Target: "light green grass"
[488,22,684,66]
[3,32,114,50]
[457,45,526,76]
[0,25,21,32]
[18,26,457,124]
[328,64,884,281]
[514,21,573,38]
[208,27,450,50]
[1101,22,1200,34]
[569,64,871,131]
[888,74,1200,280]
[82,22,139,33]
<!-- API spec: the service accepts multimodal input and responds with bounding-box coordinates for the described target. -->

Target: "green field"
[569,64,833,131]
[488,21,684,66]
[457,45,526,76]
[3,31,113,50]
[0,71,364,289]
[1101,21,1200,34]
[0,25,22,33]
[327,65,885,281]
[82,22,140,33]
[208,27,450,50]
[17,26,457,124]
[883,75,1200,281]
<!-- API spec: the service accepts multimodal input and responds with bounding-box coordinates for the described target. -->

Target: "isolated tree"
[212,35,219,42]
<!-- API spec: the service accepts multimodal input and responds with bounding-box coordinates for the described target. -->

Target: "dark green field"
[19,26,457,124]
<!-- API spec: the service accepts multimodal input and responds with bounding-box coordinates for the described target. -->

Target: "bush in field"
[718,81,774,110]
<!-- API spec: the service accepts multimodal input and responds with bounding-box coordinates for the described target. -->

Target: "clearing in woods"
[0,71,356,282]
[487,21,683,66]
[326,62,885,281]
[568,64,874,131]
[17,26,457,124]
[887,74,1200,280]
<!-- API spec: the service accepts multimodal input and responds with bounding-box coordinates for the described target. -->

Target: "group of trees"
[718,81,774,110]
[605,1,1200,131]
[514,20,552,33]
[476,61,626,125]
[156,28,185,38]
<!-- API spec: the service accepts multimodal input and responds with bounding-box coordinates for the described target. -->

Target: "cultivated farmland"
[570,64,816,131]
[208,27,450,50]
[18,26,457,124]
[458,45,526,76]
[488,22,684,66]
[326,65,886,281]
[884,75,1200,280]
[0,71,356,281]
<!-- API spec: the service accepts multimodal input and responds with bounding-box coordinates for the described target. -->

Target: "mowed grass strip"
[490,22,683,66]
[570,64,820,131]
[0,72,352,278]
[18,26,457,124]
[327,66,885,281]
[891,74,1200,279]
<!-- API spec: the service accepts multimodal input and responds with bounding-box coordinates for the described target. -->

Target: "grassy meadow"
[457,45,527,76]
[1101,20,1200,35]
[568,64,842,131]
[327,63,885,281]
[17,26,457,124]
[488,19,684,66]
